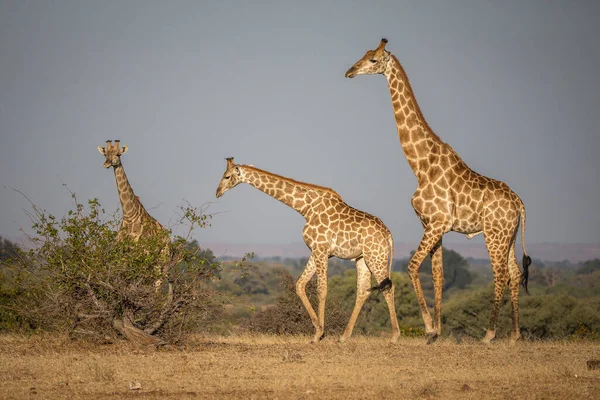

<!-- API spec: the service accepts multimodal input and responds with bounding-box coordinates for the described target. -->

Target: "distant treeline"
[2,234,600,341]
[211,249,600,340]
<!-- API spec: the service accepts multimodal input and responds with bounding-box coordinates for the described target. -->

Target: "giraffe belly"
[331,248,362,260]
[451,201,483,233]
[330,238,362,260]
[451,220,483,236]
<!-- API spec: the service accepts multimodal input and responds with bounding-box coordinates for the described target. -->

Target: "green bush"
[0,194,228,344]
[244,270,349,335]
[442,285,600,340]
[245,268,425,338]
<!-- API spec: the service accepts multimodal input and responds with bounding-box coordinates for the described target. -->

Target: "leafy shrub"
[245,269,425,338]
[0,193,229,344]
[244,270,348,335]
[442,285,600,340]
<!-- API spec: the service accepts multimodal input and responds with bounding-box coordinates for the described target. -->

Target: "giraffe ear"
[119,146,128,155]
[234,166,241,175]
[97,146,106,155]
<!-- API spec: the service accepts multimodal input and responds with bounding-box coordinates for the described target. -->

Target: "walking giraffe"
[97,140,171,287]
[216,157,400,343]
[345,39,531,343]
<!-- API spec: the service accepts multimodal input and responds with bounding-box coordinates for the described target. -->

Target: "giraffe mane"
[242,165,342,199]
[391,55,473,169]
[391,55,444,144]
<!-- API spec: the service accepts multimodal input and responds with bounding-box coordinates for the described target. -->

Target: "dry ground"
[0,334,599,399]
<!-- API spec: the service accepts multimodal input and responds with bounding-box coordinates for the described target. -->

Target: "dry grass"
[0,333,599,399]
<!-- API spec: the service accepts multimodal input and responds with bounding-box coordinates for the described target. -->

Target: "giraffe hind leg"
[366,253,400,343]
[507,239,522,344]
[482,229,511,344]
[340,257,372,342]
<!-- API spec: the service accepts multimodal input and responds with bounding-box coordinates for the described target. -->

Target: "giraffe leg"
[408,225,446,340]
[295,255,319,341]
[383,285,400,343]
[153,243,172,291]
[430,239,443,340]
[482,230,511,344]
[340,257,372,342]
[363,252,400,343]
[314,255,329,343]
[507,241,522,344]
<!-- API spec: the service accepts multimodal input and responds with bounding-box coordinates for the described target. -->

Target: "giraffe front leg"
[409,225,446,342]
[430,240,443,343]
[314,257,328,343]
[295,255,319,342]
[340,257,372,342]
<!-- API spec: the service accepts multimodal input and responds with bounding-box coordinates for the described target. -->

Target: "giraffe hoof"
[482,329,496,344]
[311,332,325,343]
[482,337,495,345]
[426,332,439,344]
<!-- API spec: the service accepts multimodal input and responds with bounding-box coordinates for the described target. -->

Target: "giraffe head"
[216,157,244,198]
[97,140,128,168]
[345,38,391,78]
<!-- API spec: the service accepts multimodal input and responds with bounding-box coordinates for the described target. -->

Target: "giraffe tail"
[369,232,395,292]
[520,202,532,295]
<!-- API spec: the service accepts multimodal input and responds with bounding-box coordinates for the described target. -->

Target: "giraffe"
[345,39,531,343]
[97,140,172,287]
[216,157,400,343]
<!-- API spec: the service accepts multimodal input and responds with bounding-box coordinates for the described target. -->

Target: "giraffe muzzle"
[345,68,357,78]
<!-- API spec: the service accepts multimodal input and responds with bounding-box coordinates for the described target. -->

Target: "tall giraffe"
[216,157,400,343]
[345,39,531,343]
[97,140,171,285]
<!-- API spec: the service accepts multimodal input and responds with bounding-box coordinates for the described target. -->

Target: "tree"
[1,193,229,345]
[0,237,18,262]
[576,259,600,275]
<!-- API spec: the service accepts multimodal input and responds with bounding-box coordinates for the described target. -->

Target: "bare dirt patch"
[0,334,599,399]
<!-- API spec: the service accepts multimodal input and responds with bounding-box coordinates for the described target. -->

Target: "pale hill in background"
[203,241,600,263]
[5,234,599,263]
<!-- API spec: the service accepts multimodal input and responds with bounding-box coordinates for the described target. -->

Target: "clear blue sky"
[1,1,599,245]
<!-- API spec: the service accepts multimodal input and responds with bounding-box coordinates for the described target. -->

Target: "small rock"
[128,381,142,390]
[461,383,473,392]
[587,360,600,370]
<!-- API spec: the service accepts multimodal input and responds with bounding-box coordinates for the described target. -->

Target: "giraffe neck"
[384,55,444,173]
[240,165,340,218]
[113,164,147,224]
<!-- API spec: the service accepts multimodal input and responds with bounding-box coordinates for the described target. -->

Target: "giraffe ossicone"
[346,39,531,344]
[216,157,400,343]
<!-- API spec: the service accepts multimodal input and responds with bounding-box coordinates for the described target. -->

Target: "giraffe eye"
[224,175,231,180]
[369,59,377,63]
